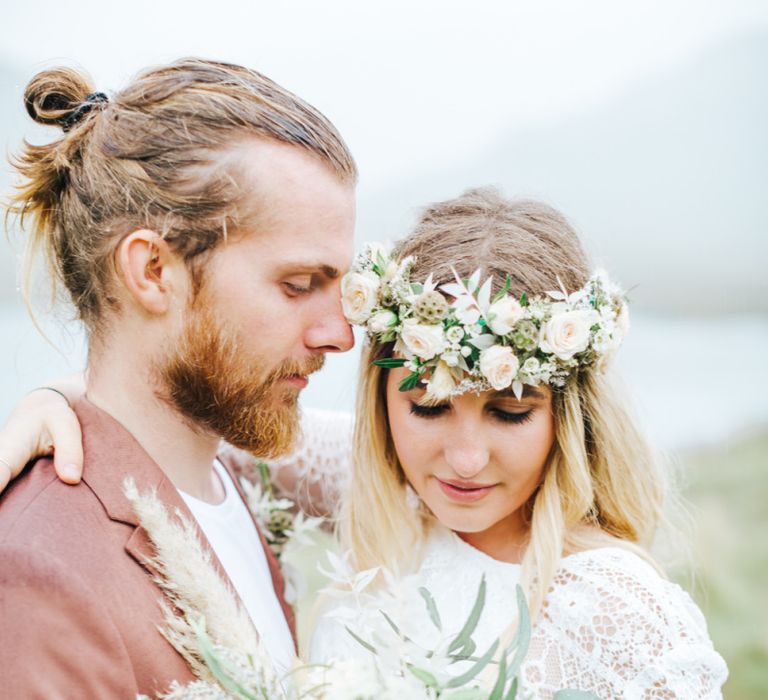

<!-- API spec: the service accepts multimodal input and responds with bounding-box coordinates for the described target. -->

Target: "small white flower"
[441,350,460,367]
[479,345,520,391]
[487,296,524,335]
[341,271,380,324]
[539,309,598,361]
[400,319,446,360]
[426,361,456,400]
[446,326,465,344]
[368,309,398,334]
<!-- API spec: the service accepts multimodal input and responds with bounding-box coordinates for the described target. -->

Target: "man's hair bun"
[23,67,95,129]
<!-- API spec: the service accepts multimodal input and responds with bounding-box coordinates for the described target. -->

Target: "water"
[1,303,766,451]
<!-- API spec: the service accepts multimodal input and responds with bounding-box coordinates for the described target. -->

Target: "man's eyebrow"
[275,262,340,279]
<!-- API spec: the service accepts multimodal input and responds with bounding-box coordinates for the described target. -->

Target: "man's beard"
[157,305,324,458]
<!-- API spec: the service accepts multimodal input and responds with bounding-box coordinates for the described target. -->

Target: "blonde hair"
[8,59,356,334]
[341,187,666,618]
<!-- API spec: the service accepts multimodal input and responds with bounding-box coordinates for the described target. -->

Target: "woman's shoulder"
[532,544,728,696]
[550,545,704,629]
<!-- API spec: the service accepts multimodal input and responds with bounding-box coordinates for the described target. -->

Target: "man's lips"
[436,477,497,503]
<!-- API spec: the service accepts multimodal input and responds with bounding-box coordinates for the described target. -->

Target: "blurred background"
[1,1,766,696]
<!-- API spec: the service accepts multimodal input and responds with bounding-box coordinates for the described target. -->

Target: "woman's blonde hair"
[340,187,666,618]
[8,59,356,335]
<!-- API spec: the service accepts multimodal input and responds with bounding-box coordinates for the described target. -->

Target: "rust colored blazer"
[0,397,296,699]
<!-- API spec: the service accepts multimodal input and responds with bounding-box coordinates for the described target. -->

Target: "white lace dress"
[234,408,728,698]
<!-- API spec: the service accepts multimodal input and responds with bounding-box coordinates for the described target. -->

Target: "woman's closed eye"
[409,401,534,425]
[409,402,449,419]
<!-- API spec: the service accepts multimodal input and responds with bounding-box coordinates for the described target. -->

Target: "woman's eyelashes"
[408,402,534,425]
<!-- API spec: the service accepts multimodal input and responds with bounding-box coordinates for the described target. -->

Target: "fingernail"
[61,465,81,482]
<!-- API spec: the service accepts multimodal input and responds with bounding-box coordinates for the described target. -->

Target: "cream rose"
[426,361,456,400]
[479,345,520,391]
[401,319,446,360]
[539,309,597,361]
[341,271,380,324]
[367,309,398,334]
[487,296,524,335]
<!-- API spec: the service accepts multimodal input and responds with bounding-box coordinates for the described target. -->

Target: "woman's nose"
[444,441,490,479]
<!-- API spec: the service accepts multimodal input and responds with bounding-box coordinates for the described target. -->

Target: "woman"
[0,190,726,697]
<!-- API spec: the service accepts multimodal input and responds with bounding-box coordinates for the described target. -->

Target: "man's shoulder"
[0,456,112,546]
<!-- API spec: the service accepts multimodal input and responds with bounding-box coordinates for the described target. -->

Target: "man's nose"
[305,293,355,353]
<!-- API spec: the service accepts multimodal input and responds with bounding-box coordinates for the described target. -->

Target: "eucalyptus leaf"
[407,665,439,688]
[344,626,378,655]
[444,639,499,688]
[503,677,519,700]
[507,585,532,677]
[418,586,443,631]
[448,575,486,655]
[193,621,260,700]
[442,688,487,700]
[487,652,507,700]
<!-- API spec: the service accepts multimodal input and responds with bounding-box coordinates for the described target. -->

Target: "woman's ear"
[116,230,184,315]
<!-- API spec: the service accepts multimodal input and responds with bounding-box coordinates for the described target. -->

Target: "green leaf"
[519,292,528,306]
[553,691,601,700]
[487,652,507,700]
[410,282,424,295]
[344,626,378,655]
[503,677,518,700]
[492,274,513,303]
[407,664,439,688]
[379,609,409,640]
[373,358,407,368]
[418,586,443,631]
[192,619,260,700]
[448,575,486,655]
[506,585,531,677]
[399,372,422,392]
[442,689,487,700]
[444,639,499,688]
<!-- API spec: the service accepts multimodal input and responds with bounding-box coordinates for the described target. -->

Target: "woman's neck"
[455,510,530,563]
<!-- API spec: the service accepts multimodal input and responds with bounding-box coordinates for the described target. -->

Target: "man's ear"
[116,231,185,315]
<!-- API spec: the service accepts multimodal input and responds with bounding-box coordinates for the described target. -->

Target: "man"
[0,59,356,696]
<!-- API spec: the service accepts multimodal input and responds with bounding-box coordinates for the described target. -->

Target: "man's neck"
[86,355,225,504]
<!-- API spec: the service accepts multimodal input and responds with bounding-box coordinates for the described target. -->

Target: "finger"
[45,407,84,484]
[0,458,11,493]
[0,433,41,494]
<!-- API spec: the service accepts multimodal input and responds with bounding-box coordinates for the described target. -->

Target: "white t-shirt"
[179,460,295,673]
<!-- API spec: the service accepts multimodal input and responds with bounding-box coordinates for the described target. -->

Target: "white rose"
[341,271,380,324]
[426,361,456,400]
[367,309,398,334]
[400,319,446,360]
[487,296,524,335]
[539,309,597,361]
[479,345,520,391]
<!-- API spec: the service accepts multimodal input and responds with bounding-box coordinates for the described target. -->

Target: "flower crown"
[341,243,630,401]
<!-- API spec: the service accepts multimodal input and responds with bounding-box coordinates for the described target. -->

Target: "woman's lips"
[436,477,496,503]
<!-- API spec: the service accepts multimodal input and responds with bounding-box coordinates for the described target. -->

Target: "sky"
[3,0,767,190]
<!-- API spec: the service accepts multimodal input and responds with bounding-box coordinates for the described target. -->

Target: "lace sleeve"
[522,548,728,699]
[262,407,353,519]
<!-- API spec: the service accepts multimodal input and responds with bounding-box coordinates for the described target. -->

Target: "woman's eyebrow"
[495,386,547,400]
